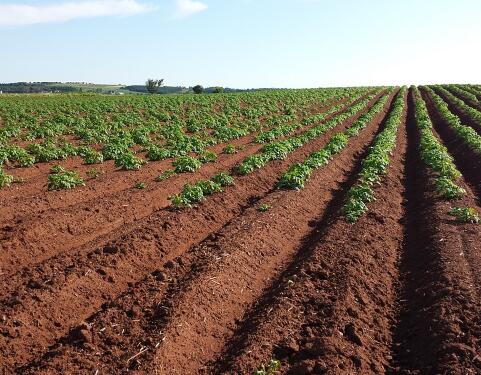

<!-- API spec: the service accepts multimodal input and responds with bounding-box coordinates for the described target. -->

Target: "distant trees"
[213,87,224,93]
[193,85,204,94]
[145,79,164,94]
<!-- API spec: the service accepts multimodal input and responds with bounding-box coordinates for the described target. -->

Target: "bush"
[48,167,84,190]
[449,207,480,224]
[172,156,202,173]
[0,169,14,188]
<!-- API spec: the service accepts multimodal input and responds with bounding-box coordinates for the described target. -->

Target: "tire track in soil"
[0,93,386,372]
[0,94,372,279]
[388,89,481,375]
[16,89,396,375]
[209,89,407,375]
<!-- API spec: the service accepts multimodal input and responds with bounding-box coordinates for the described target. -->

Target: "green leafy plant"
[155,170,176,181]
[114,152,145,170]
[212,172,234,187]
[77,146,104,164]
[134,182,146,189]
[199,150,218,163]
[435,176,466,199]
[48,168,84,190]
[253,359,281,375]
[222,144,237,154]
[0,168,14,188]
[448,207,480,224]
[258,203,271,212]
[172,156,202,173]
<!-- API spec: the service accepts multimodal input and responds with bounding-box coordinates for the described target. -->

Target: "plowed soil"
[1,88,481,375]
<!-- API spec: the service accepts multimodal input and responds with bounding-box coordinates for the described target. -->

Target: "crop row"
[341,87,406,221]
[432,86,481,130]
[423,87,481,155]
[236,90,383,175]
[169,89,386,207]
[0,88,373,189]
[412,87,466,200]
[254,91,369,143]
[276,91,393,190]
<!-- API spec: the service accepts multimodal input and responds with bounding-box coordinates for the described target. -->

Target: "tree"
[193,85,204,94]
[213,86,224,93]
[145,78,164,94]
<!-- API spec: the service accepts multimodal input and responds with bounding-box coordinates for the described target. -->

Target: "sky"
[0,0,480,88]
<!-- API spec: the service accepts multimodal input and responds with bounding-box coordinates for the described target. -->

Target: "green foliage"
[48,167,84,190]
[212,172,234,186]
[172,155,202,173]
[413,87,465,200]
[276,163,312,190]
[222,144,237,154]
[146,78,164,94]
[134,182,146,189]
[238,91,382,176]
[435,176,466,199]
[193,85,204,94]
[0,168,14,188]
[448,207,480,224]
[253,359,281,375]
[343,88,406,221]
[77,146,104,164]
[276,93,391,191]
[145,145,172,161]
[423,86,481,155]
[199,150,218,163]
[155,170,176,181]
[258,203,271,212]
[27,140,75,163]
[170,181,211,208]
[114,152,145,170]
[0,145,35,167]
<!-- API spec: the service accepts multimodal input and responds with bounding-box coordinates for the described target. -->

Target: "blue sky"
[1,0,480,88]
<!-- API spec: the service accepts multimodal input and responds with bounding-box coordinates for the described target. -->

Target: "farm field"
[1,85,481,374]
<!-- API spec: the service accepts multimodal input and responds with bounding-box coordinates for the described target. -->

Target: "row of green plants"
[237,91,384,175]
[413,87,465,199]
[342,88,406,222]
[432,85,481,130]
[169,172,234,208]
[0,88,369,173]
[444,85,481,109]
[253,91,369,143]
[423,86,481,155]
[276,92,392,190]
[167,91,388,208]
[0,87,363,153]
[413,87,479,224]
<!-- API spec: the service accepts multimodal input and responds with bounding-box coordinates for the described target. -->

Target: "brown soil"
[1,88,481,375]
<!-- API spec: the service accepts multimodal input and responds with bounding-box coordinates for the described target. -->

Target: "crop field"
[1,85,481,374]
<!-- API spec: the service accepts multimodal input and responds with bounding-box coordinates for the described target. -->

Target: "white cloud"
[0,0,153,26]
[175,0,207,18]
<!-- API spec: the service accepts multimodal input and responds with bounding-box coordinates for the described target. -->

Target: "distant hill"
[0,82,261,94]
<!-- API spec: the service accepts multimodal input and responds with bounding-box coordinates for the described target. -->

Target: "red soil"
[1,88,481,375]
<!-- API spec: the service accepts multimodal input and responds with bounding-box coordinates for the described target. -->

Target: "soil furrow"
[433,86,481,135]
[420,88,481,203]
[0,93,372,278]
[16,89,396,375]
[0,95,348,208]
[388,89,481,374]
[0,93,385,372]
[207,90,407,375]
